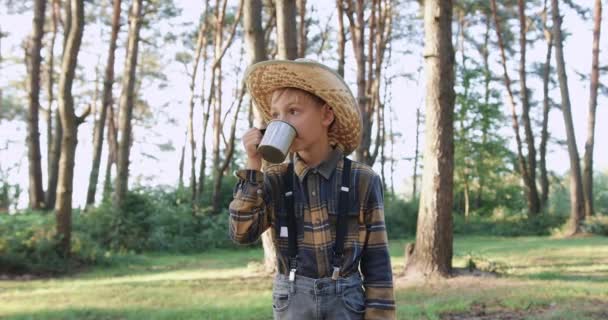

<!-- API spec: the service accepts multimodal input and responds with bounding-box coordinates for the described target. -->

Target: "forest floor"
[0,236,607,319]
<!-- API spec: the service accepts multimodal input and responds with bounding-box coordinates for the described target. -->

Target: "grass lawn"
[1,235,607,319]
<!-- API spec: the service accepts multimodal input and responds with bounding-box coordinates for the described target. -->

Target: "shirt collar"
[293,147,343,182]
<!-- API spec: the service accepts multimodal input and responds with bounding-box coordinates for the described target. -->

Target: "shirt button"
[311,191,316,196]
[256,189,263,195]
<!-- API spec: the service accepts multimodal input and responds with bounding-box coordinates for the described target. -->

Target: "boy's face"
[270,88,334,153]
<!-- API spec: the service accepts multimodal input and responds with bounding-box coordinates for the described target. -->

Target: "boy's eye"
[289,109,299,115]
[271,112,278,119]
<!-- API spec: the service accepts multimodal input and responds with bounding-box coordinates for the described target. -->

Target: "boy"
[229,59,395,320]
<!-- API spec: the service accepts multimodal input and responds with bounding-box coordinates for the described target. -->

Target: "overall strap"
[284,156,352,282]
[284,162,297,281]
[332,157,352,280]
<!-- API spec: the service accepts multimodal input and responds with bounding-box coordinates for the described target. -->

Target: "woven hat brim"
[244,60,362,155]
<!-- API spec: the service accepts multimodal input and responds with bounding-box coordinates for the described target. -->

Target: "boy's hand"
[243,128,263,171]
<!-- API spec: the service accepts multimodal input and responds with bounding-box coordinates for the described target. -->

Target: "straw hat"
[244,59,362,155]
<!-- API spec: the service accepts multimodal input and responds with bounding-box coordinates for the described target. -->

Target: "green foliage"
[81,192,156,253]
[82,181,236,254]
[384,194,418,238]
[581,215,608,236]
[0,174,20,212]
[0,92,25,122]
[453,213,567,237]
[0,211,107,275]
[593,171,608,215]
[454,60,521,215]
[462,251,509,274]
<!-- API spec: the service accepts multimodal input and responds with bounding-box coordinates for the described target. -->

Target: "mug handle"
[255,128,266,149]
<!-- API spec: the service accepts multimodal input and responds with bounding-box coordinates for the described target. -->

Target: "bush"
[384,195,418,239]
[581,215,608,236]
[453,212,567,236]
[0,211,107,275]
[81,186,233,253]
[80,191,156,252]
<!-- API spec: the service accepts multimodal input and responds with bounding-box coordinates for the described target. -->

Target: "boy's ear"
[322,104,335,128]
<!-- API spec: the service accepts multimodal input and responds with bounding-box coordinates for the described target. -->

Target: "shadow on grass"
[438,297,608,320]
[524,271,608,283]
[2,305,272,320]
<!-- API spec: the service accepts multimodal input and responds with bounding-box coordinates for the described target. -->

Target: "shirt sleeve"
[228,169,273,244]
[360,174,396,319]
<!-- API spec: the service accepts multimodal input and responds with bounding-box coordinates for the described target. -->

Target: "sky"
[0,0,607,210]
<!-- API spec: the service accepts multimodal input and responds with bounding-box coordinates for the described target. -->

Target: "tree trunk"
[197,7,210,201]
[344,0,391,166]
[551,0,584,235]
[517,0,540,215]
[244,0,276,274]
[27,0,47,210]
[45,0,60,210]
[412,103,421,200]
[491,0,536,216]
[102,102,118,202]
[198,76,211,200]
[275,0,298,60]
[113,0,143,209]
[345,0,368,163]
[457,11,470,220]
[583,0,602,218]
[477,12,491,209]
[178,129,187,189]
[336,0,345,77]
[296,0,307,58]
[86,0,121,209]
[55,0,84,257]
[211,0,226,214]
[539,0,553,209]
[45,0,57,198]
[404,0,454,279]
[186,3,209,206]
[210,0,243,214]
[243,0,265,130]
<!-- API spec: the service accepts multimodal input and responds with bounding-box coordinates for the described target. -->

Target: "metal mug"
[257,120,297,163]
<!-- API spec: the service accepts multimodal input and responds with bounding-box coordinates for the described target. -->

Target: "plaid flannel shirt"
[229,148,395,319]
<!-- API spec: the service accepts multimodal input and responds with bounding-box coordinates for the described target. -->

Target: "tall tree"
[336,0,345,77]
[210,0,244,213]
[517,0,540,214]
[491,0,539,216]
[551,0,584,235]
[296,0,307,58]
[45,0,62,210]
[243,0,265,127]
[183,1,210,207]
[275,0,297,59]
[26,0,47,209]
[102,102,118,201]
[55,0,86,256]
[412,101,421,200]
[86,0,122,208]
[243,0,275,274]
[404,0,454,278]
[342,0,392,166]
[114,0,143,209]
[539,0,553,208]
[583,0,602,218]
